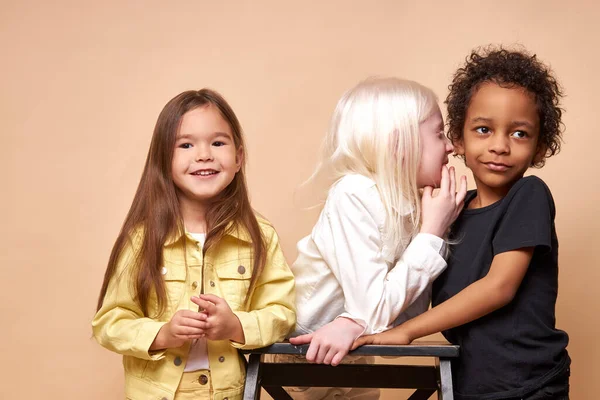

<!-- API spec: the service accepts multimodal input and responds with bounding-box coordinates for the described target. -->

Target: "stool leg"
[243,354,262,400]
[436,358,454,400]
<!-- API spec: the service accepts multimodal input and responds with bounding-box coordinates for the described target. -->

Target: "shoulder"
[506,175,555,209]
[255,214,281,243]
[333,174,377,193]
[512,175,552,194]
[327,174,381,209]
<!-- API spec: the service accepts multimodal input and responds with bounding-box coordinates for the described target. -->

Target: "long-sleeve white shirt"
[292,174,447,335]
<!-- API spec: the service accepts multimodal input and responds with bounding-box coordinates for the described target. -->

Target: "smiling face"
[171,105,242,210]
[456,82,544,196]
[416,107,454,188]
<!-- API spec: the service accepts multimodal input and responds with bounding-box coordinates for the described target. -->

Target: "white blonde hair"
[316,77,439,257]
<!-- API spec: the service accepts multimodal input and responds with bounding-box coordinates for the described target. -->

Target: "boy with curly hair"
[353,47,570,399]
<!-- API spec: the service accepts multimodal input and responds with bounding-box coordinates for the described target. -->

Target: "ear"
[453,137,465,156]
[533,144,547,166]
[235,146,244,172]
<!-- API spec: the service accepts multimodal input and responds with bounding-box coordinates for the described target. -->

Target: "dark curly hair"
[445,46,564,167]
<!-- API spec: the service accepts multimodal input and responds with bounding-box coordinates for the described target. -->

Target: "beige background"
[2,1,598,399]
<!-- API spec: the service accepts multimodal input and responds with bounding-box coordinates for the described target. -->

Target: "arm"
[352,248,533,346]
[230,226,296,349]
[324,188,448,334]
[92,237,168,360]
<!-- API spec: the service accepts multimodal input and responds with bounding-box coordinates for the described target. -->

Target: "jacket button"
[174,356,182,366]
[199,374,208,385]
[219,356,225,362]
[191,281,198,289]
[237,265,246,274]
[210,281,215,287]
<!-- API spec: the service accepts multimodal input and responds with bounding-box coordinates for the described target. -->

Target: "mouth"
[483,162,511,172]
[191,169,219,177]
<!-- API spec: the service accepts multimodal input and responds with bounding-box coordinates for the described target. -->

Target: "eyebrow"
[176,131,232,140]
[469,117,535,129]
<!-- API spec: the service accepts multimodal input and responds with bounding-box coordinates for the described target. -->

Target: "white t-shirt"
[184,232,209,372]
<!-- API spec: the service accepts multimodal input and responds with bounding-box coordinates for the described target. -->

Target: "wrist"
[336,316,365,337]
[401,321,420,343]
[419,225,444,238]
[229,315,245,344]
[150,325,169,350]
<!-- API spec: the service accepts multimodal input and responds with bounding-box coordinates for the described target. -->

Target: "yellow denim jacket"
[92,216,296,400]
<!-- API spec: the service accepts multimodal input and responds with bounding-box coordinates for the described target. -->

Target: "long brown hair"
[96,89,266,316]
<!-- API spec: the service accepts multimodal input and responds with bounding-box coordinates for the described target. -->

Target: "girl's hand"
[420,165,467,238]
[288,317,364,366]
[351,327,411,350]
[150,310,205,350]
[191,294,245,343]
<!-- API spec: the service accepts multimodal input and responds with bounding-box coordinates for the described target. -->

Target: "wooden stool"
[241,341,458,400]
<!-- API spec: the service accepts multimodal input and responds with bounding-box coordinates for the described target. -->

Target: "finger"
[184,334,205,340]
[289,334,313,345]
[322,347,337,365]
[439,165,449,193]
[199,293,225,305]
[449,166,456,197]
[455,175,468,206]
[315,341,330,364]
[197,312,208,321]
[305,341,319,362]
[191,296,217,314]
[422,186,433,200]
[351,335,370,350]
[180,316,209,329]
[194,320,211,330]
[177,309,204,320]
[174,325,205,337]
[331,350,346,366]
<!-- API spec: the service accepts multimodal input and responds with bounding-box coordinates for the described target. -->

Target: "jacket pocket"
[160,263,187,313]
[215,259,252,309]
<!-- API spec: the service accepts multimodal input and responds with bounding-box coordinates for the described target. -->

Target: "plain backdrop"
[1,1,598,398]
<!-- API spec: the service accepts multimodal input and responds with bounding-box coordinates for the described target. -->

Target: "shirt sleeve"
[492,177,555,256]
[232,227,296,349]
[321,187,447,334]
[91,235,167,361]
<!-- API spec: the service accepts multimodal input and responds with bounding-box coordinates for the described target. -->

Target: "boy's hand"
[289,317,363,366]
[191,294,245,343]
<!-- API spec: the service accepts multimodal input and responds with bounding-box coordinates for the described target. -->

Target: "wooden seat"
[241,341,459,400]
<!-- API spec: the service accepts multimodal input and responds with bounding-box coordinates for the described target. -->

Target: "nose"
[445,137,454,154]
[488,133,509,155]
[195,144,213,162]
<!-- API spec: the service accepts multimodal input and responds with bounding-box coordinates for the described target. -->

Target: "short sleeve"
[492,177,555,256]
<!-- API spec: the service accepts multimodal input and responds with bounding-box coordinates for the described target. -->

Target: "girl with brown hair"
[92,89,296,400]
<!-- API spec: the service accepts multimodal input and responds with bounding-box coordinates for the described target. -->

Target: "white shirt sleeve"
[318,186,447,334]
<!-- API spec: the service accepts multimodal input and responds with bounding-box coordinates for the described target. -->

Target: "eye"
[475,126,490,135]
[212,141,226,147]
[511,130,528,139]
[178,143,192,149]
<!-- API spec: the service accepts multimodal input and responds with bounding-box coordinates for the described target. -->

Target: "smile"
[191,170,219,176]
[483,162,510,172]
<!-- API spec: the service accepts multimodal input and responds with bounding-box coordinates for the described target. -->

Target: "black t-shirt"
[432,176,570,400]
